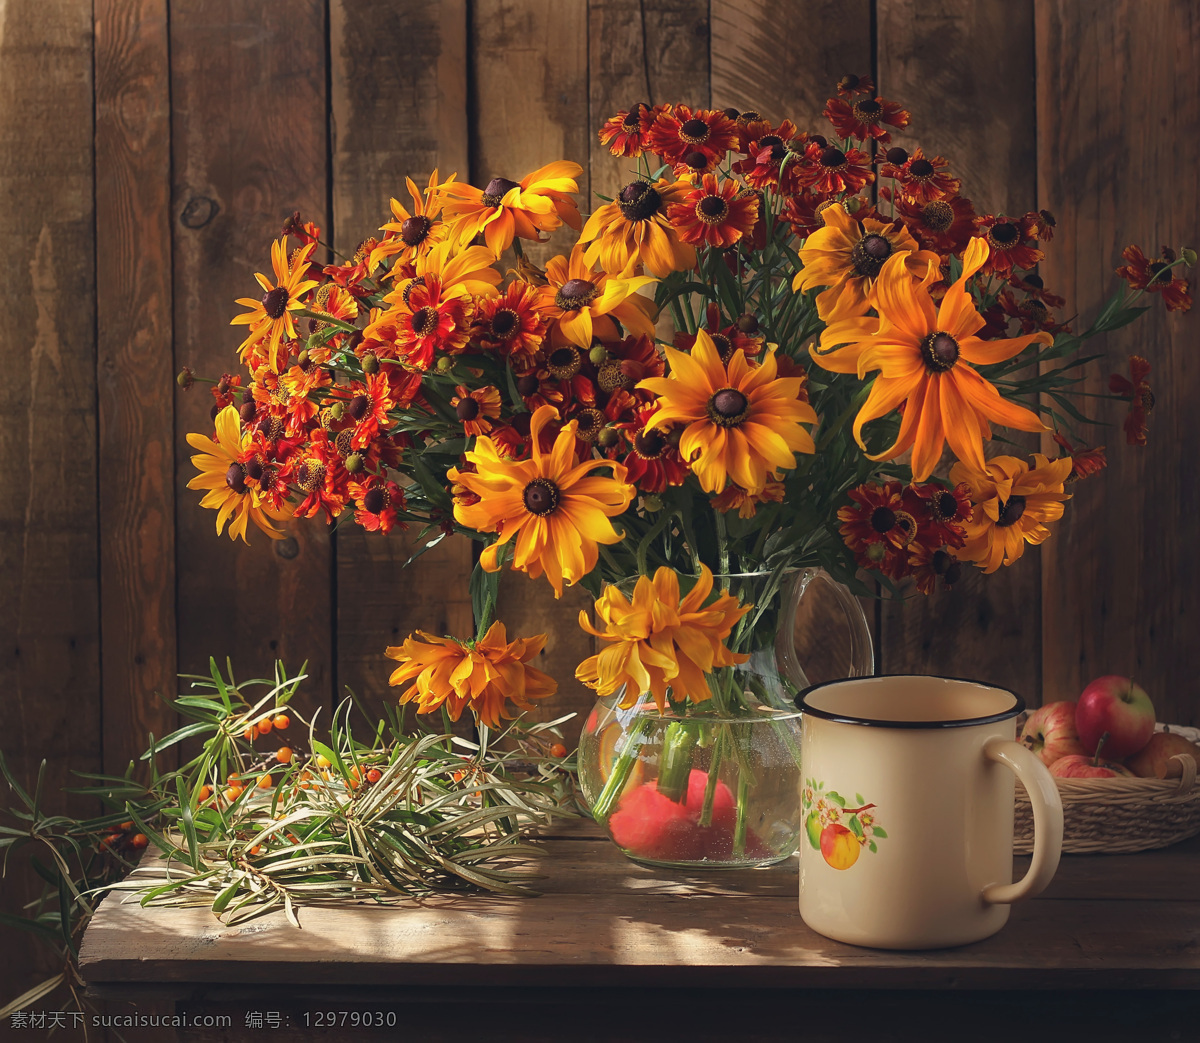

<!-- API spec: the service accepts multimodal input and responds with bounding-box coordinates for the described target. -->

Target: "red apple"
[1075,676,1156,759]
[1048,754,1134,779]
[1019,701,1086,765]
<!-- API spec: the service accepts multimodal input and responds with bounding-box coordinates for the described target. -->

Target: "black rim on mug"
[794,673,1025,730]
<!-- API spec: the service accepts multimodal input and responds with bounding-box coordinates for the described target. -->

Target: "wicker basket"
[1013,723,1200,854]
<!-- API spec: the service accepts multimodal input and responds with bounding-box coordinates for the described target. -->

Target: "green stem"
[733,765,750,858]
[656,721,697,804]
[591,715,652,819]
[697,726,725,828]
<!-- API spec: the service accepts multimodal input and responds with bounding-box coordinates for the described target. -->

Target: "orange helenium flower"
[449,405,635,597]
[575,565,751,711]
[231,238,320,373]
[949,454,1072,573]
[186,405,292,542]
[370,169,452,271]
[639,330,817,495]
[793,202,940,322]
[385,622,557,729]
[820,237,1051,482]
[580,177,696,278]
[537,245,657,348]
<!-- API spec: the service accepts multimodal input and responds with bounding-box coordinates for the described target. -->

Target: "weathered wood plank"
[169,0,332,719]
[875,1,1043,701]
[1037,1,1200,725]
[329,0,475,725]
[95,0,178,772]
[0,0,100,1000]
[471,1,596,737]
[710,0,873,125]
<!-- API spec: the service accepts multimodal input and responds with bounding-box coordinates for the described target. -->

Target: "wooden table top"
[79,819,1200,992]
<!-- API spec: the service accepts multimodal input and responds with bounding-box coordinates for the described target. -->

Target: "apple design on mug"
[1074,675,1156,760]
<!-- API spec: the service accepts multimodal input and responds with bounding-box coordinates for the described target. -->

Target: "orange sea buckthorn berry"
[549,743,567,759]
[197,785,213,802]
[316,754,331,769]
[243,726,255,741]
[249,845,263,856]
[276,747,293,764]
[257,774,273,790]
[365,768,382,785]
[452,769,466,783]
[101,833,121,850]
[119,820,134,832]
[225,785,244,802]
[257,718,273,735]
[130,834,149,850]
[272,714,290,730]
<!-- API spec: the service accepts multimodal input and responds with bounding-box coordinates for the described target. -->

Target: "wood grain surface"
[79,820,1200,991]
[95,0,179,772]
[0,0,102,1001]
[1037,0,1200,724]
[169,0,332,720]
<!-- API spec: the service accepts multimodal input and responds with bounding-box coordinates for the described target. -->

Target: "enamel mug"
[795,675,1064,949]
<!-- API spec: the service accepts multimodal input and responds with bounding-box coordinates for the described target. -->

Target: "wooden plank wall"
[1,0,1197,1002]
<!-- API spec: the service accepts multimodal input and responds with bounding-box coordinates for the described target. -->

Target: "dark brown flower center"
[995,495,1027,527]
[820,147,847,169]
[710,332,733,362]
[516,373,540,396]
[931,548,952,574]
[943,560,963,585]
[348,394,371,421]
[411,306,439,337]
[921,332,960,372]
[679,117,709,143]
[401,275,425,305]
[707,387,750,427]
[851,233,893,277]
[362,487,388,514]
[988,221,1020,247]
[930,489,960,521]
[1148,261,1171,284]
[547,345,582,379]
[489,308,519,339]
[574,408,605,441]
[400,215,432,246]
[481,177,520,207]
[335,429,355,457]
[922,200,954,232]
[618,180,662,222]
[683,150,709,171]
[892,510,918,547]
[738,109,761,123]
[621,105,644,130]
[297,460,325,492]
[456,396,481,421]
[597,358,630,392]
[870,506,895,533]
[634,428,668,459]
[697,194,729,223]
[261,286,289,319]
[522,477,559,516]
[885,146,909,165]
[909,158,935,179]
[736,313,759,334]
[244,457,265,483]
[225,462,247,494]
[839,74,861,92]
[555,278,599,311]
[852,98,882,121]
[723,107,741,120]
[239,399,258,424]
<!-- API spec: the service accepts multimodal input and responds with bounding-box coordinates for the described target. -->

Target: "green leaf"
[827,791,846,807]
[871,827,888,839]
[868,840,877,853]
[210,878,243,915]
[855,793,864,805]
[140,721,213,759]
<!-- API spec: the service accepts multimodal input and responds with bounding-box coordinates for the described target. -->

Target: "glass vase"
[577,568,874,869]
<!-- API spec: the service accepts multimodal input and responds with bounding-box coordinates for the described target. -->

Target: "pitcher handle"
[775,568,875,691]
[981,738,1064,904]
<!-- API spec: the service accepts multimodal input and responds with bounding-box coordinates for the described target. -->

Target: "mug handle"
[980,738,1064,905]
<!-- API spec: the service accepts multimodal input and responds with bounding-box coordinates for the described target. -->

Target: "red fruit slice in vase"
[607,769,767,862]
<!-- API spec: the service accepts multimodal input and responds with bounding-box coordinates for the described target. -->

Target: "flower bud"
[176,367,195,390]
[436,356,453,374]
[1183,247,1197,268]
[588,344,608,366]
[597,427,619,449]
[361,352,379,375]
[345,453,364,474]
[642,495,663,513]
[328,401,346,421]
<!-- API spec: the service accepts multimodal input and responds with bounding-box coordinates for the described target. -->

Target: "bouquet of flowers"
[182,73,1190,867]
